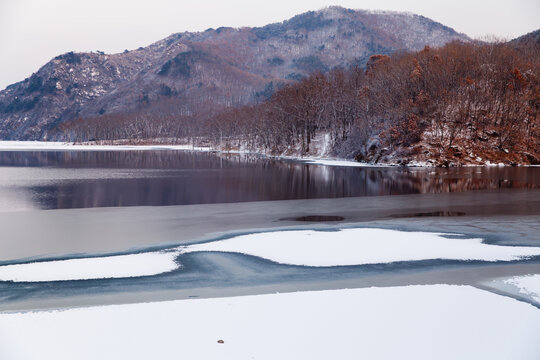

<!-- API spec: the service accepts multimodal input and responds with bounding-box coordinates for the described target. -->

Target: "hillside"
[0,6,468,140]
[511,29,540,47]
[155,40,536,167]
[218,40,539,166]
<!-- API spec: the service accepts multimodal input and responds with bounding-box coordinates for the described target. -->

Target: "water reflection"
[0,150,539,211]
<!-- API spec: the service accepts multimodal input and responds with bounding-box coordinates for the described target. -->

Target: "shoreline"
[1,140,539,167]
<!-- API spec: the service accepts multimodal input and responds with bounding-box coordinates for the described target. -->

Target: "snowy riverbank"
[0,140,212,152]
[0,140,379,167]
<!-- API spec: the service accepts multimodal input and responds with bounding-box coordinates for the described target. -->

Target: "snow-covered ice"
[504,274,540,303]
[2,228,538,282]
[0,250,180,282]
[182,228,540,266]
[1,285,539,360]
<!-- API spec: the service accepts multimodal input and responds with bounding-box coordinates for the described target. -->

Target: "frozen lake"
[0,148,539,359]
[0,149,539,311]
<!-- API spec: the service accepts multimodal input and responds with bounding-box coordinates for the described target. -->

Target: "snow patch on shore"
[1,285,539,360]
[301,157,389,167]
[182,228,540,266]
[0,250,180,282]
[0,141,211,152]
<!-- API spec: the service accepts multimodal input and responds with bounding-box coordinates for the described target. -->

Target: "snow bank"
[0,141,211,152]
[0,250,180,282]
[1,285,539,360]
[182,228,540,266]
[504,274,540,303]
[301,157,388,167]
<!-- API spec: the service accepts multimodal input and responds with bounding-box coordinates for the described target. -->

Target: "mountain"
[510,28,540,47]
[0,6,469,140]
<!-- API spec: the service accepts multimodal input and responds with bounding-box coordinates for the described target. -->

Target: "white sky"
[1,0,539,90]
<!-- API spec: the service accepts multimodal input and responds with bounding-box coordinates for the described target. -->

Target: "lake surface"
[1,149,540,313]
[1,150,539,211]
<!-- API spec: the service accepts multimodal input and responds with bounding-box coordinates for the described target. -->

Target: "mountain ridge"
[0,6,470,140]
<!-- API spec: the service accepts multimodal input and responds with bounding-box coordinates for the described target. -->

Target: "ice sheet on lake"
[504,274,540,303]
[0,250,180,282]
[182,228,540,266]
[1,285,539,360]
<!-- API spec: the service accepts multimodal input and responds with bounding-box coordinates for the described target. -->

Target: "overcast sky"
[1,0,539,90]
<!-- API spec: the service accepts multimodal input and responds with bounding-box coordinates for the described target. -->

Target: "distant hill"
[510,28,540,47]
[0,6,469,140]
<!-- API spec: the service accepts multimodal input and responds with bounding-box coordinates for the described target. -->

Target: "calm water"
[0,150,539,211]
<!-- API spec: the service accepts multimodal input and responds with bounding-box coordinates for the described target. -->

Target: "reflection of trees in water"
[2,151,537,210]
[0,151,239,169]
[411,167,540,194]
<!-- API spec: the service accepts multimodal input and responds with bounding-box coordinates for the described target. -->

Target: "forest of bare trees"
[54,39,540,165]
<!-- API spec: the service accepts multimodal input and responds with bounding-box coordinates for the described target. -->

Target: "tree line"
[54,39,540,164]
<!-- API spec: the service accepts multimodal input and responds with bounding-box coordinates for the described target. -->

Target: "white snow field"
[504,274,540,303]
[182,228,540,266]
[1,285,539,360]
[0,250,180,282]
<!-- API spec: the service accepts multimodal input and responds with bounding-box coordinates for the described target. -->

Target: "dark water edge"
[0,150,539,211]
[1,247,539,312]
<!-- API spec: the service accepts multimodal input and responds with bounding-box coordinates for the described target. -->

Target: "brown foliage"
[55,40,540,164]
